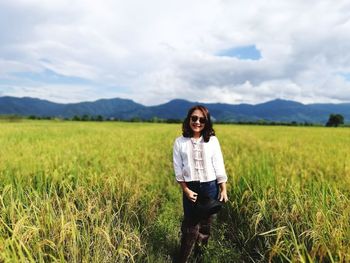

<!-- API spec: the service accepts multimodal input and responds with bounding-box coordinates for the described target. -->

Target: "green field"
[1,121,350,262]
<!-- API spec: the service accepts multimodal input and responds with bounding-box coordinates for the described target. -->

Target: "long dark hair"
[182,105,215,142]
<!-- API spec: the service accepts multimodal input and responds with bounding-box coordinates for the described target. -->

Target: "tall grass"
[0,121,349,262]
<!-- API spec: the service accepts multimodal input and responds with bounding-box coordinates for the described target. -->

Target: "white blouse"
[173,135,227,183]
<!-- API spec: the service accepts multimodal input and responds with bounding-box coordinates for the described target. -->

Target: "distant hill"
[0,96,145,119]
[1,96,350,124]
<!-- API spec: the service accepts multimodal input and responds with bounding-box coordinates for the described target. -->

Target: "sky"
[1,0,350,106]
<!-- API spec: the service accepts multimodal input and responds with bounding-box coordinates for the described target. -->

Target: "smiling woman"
[173,105,228,262]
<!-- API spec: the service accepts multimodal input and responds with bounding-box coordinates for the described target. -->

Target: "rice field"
[0,120,350,262]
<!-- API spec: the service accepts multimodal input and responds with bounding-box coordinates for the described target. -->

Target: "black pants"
[178,180,218,262]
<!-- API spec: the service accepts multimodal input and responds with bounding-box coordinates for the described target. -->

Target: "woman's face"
[189,109,206,135]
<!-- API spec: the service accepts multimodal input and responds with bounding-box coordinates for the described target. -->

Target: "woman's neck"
[192,132,201,139]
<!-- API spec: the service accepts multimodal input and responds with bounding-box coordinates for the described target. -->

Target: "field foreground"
[1,121,350,262]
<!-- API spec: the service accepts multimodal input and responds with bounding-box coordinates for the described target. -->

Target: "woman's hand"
[184,188,198,202]
[219,182,229,203]
[178,182,198,202]
[219,190,228,202]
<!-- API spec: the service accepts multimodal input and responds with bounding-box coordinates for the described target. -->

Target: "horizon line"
[1,95,350,107]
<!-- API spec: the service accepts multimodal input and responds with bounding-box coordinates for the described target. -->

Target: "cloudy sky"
[1,0,350,105]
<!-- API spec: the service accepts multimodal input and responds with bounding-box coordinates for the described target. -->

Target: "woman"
[173,105,228,262]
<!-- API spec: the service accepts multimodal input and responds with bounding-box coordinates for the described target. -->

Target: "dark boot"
[177,219,199,263]
[198,216,212,244]
[193,216,212,262]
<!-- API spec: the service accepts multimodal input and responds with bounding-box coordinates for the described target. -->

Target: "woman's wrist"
[219,182,227,191]
[183,187,191,195]
[178,182,190,194]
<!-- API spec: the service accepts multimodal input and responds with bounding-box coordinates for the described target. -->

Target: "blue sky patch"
[339,72,350,81]
[13,69,91,85]
[217,45,262,60]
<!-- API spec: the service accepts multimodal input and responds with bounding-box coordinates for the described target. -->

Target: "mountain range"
[1,96,350,124]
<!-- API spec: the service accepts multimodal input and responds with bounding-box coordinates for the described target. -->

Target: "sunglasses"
[190,115,206,124]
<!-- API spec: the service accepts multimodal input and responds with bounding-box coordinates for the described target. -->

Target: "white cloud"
[1,0,350,105]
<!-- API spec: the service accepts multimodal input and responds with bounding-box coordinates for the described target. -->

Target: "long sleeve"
[173,138,184,182]
[211,137,227,184]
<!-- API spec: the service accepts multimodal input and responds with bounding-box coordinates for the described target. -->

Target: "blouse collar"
[191,136,203,144]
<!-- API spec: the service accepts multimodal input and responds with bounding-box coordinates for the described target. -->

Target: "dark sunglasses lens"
[191,116,206,124]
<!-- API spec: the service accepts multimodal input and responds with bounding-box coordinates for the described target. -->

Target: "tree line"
[0,113,346,127]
